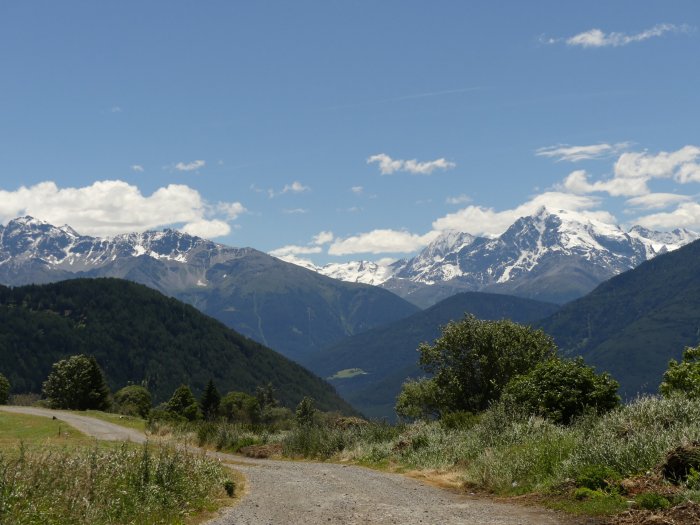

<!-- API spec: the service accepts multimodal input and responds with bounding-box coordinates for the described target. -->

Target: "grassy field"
[67,409,147,432]
[0,410,91,448]
[0,410,236,525]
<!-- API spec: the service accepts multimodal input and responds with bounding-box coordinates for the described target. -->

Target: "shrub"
[416,315,557,414]
[166,384,201,421]
[223,479,236,497]
[220,391,260,423]
[635,492,671,511]
[575,464,621,491]
[660,345,700,398]
[574,487,606,500]
[113,385,152,418]
[395,378,440,420]
[295,396,317,427]
[501,357,620,425]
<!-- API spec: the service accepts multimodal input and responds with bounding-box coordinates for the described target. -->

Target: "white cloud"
[181,219,231,238]
[351,186,364,194]
[328,229,440,255]
[635,202,700,231]
[432,191,613,237]
[446,194,471,205]
[367,154,404,175]
[174,160,206,172]
[565,24,689,48]
[130,164,144,173]
[536,142,630,162]
[625,193,692,210]
[0,180,244,238]
[282,208,309,214]
[562,169,650,197]
[269,180,310,198]
[215,201,247,220]
[367,153,456,175]
[269,230,334,261]
[110,106,122,113]
[312,231,334,245]
[614,146,700,182]
[269,244,323,257]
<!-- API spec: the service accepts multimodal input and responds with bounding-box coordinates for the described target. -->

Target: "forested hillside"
[540,238,700,397]
[311,291,560,418]
[0,278,355,413]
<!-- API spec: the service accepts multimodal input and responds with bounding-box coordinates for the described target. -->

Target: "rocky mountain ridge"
[307,208,698,306]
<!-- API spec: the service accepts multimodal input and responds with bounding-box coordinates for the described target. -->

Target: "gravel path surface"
[2,406,577,525]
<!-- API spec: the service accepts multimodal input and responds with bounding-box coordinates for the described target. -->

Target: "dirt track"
[2,406,578,524]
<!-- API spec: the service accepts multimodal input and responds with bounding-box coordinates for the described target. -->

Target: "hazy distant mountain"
[0,278,356,413]
[0,216,419,363]
[539,237,700,398]
[308,208,698,307]
[305,292,560,419]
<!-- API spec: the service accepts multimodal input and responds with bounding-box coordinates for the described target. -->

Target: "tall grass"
[276,395,700,495]
[0,442,228,525]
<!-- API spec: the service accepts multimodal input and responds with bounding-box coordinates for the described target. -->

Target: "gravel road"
[2,406,579,525]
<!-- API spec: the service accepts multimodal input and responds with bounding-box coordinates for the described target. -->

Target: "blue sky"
[1,1,699,264]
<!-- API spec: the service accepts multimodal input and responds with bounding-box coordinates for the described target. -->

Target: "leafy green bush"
[574,487,606,500]
[166,384,201,421]
[575,465,621,491]
[295,396,317,427]
[660,345,700,398]
[413,315,557,414]
[223,479,236,497]
[635,492,671,510]
[501,357,620,425]
[114,385,152,418]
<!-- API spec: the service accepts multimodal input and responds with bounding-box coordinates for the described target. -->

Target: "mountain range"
[299,208,698,307]
[0,216,418,363]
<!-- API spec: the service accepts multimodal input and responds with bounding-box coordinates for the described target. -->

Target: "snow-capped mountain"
[310,208,700,306]
[0,216,246,288]
[0,216,418,364]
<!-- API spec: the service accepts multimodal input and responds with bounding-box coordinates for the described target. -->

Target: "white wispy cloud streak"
[625,193,692,210]
[367,153,456,175]
[446,194,471,205]
[545,24,691,48]
[570,24,689,48]
[175,160,206,172]
[536,142,630,162]
[0,180,245,239]
[130,165,145,173]
[269,230,334,260]
[268,181,310,198]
